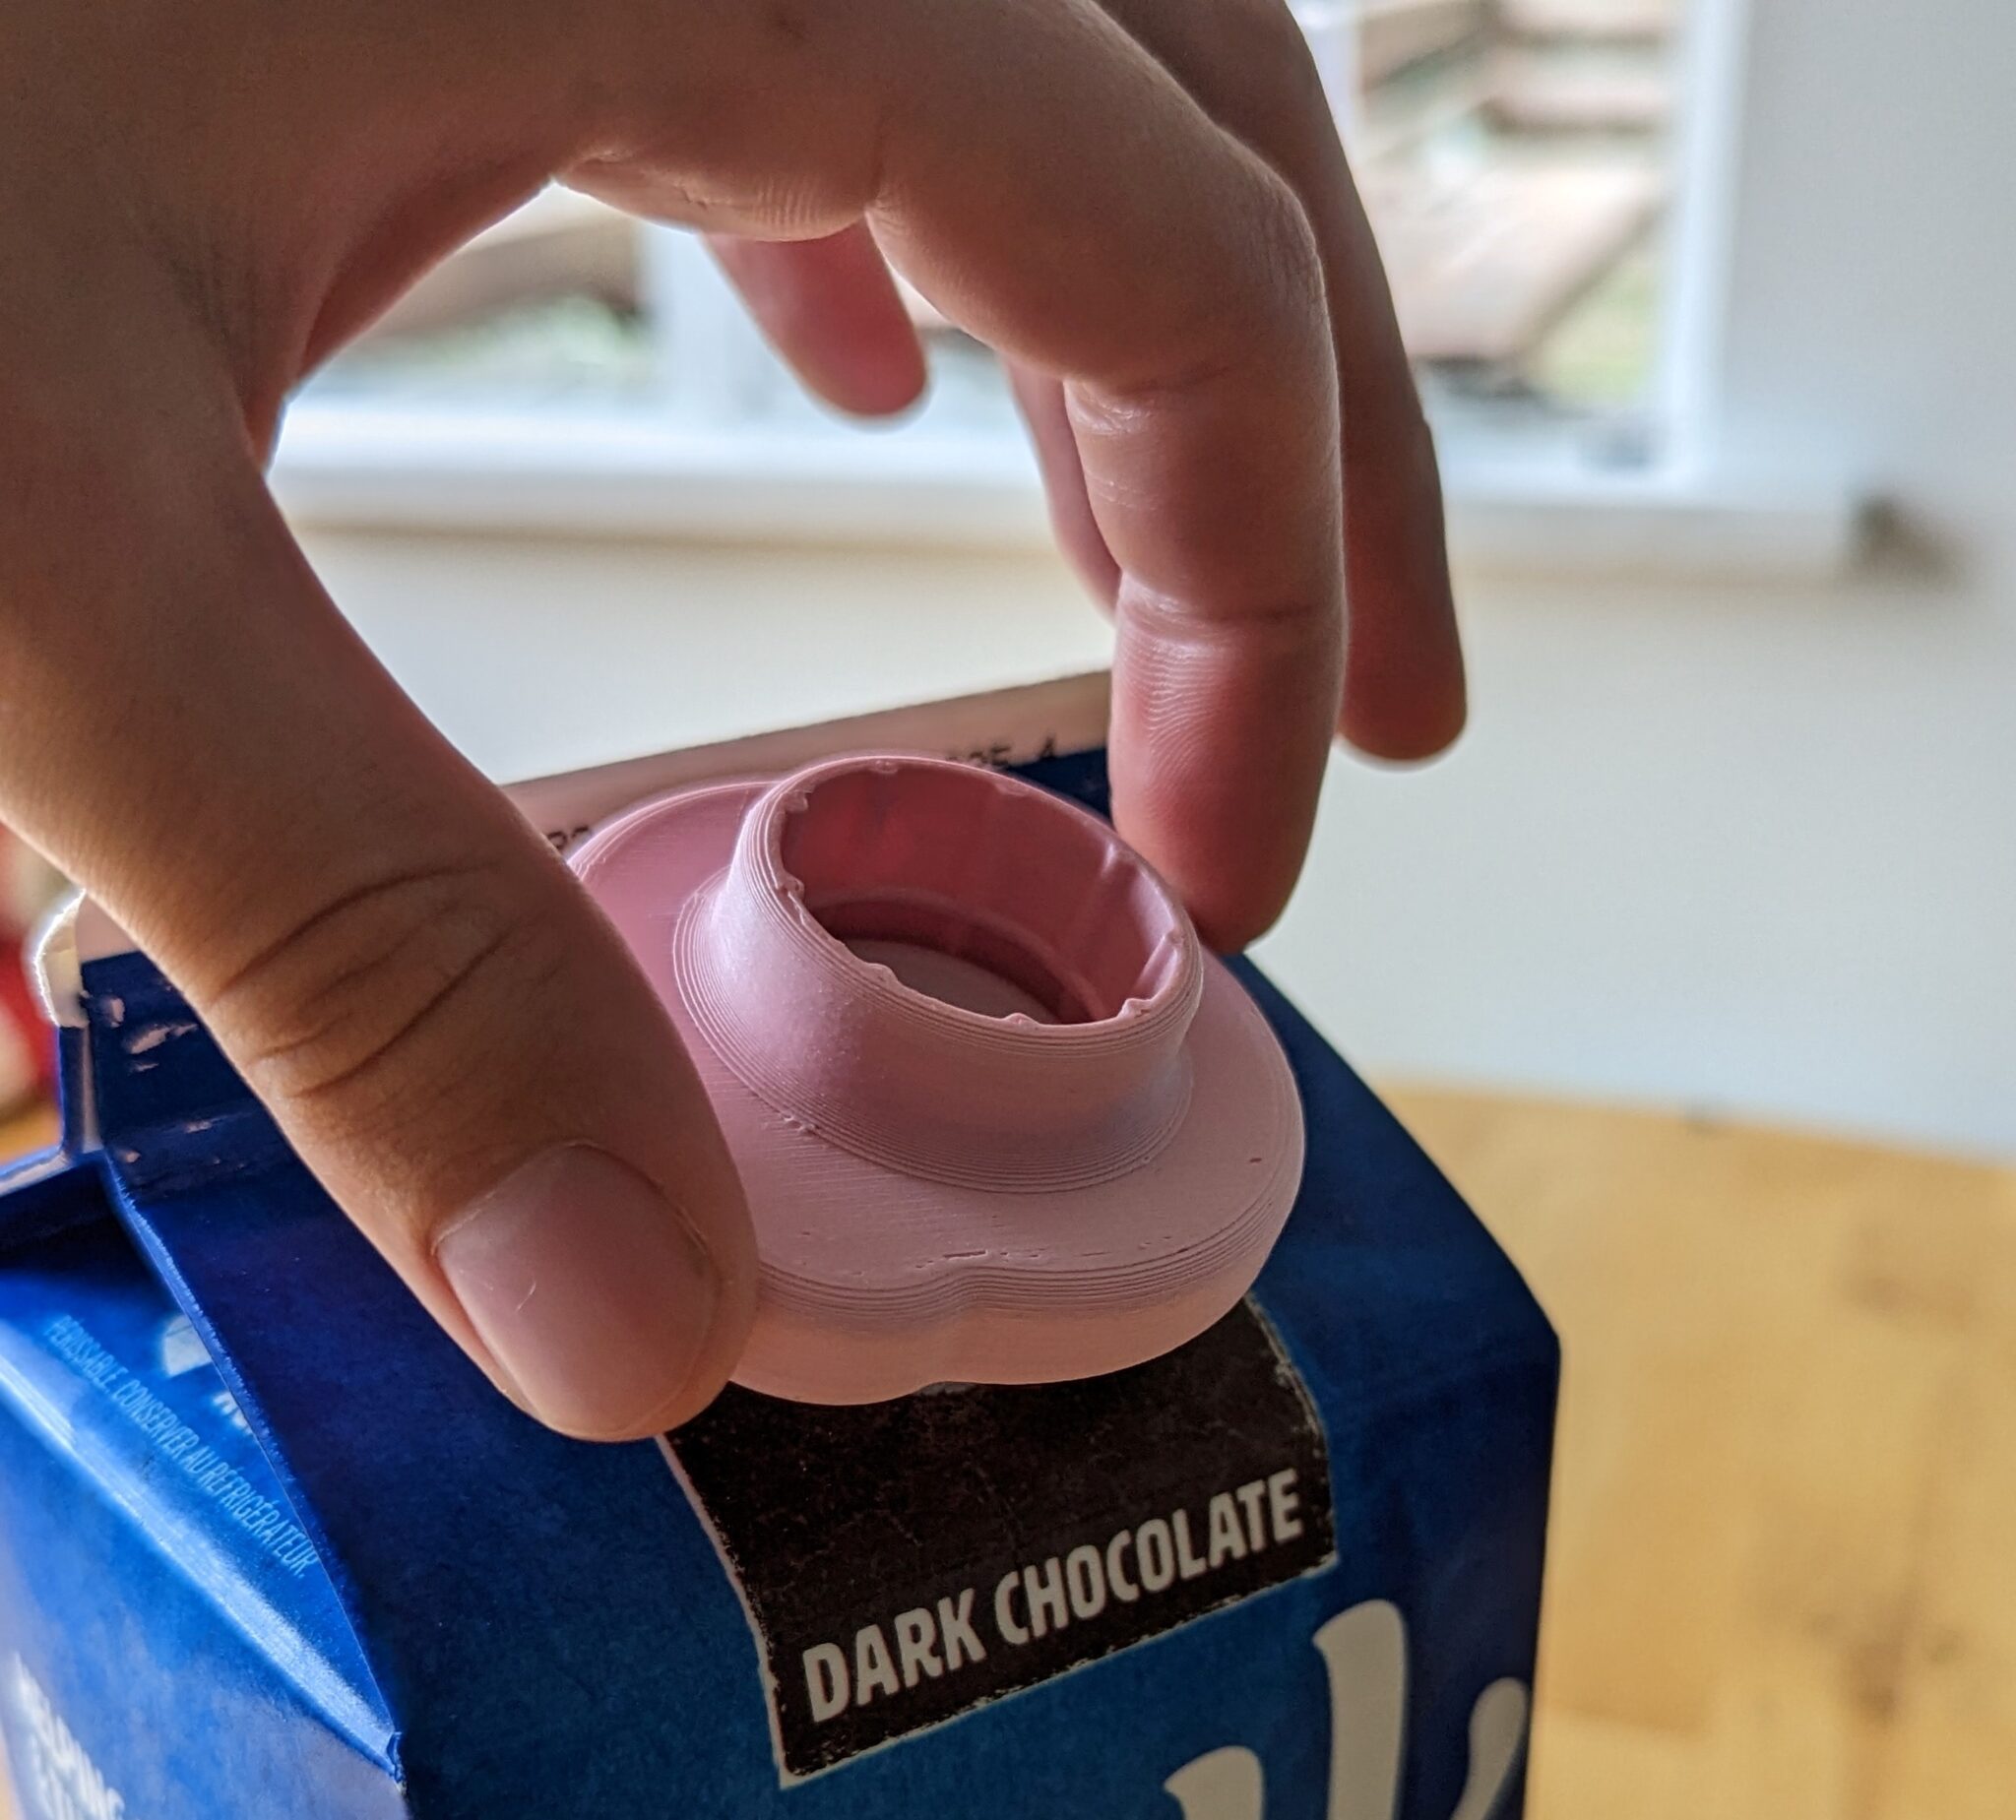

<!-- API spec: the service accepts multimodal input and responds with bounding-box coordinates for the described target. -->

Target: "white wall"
[301,0,2016,1160]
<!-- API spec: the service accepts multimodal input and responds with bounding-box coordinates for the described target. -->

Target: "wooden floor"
[2,1091,2012,1816]
[1385,1087,2016,1820]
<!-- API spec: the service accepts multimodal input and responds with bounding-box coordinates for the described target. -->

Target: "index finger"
[858,0,1347,948]
[1093,0,1466,764]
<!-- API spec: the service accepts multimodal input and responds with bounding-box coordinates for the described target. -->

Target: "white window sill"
[271,402,1861,586]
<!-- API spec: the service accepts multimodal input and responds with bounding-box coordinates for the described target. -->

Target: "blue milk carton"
[0,673,1555,1819]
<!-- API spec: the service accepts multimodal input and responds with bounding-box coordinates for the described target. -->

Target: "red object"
[0,928,53,1113]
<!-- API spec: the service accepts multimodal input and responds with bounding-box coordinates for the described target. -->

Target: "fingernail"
[436,1146,721,1439]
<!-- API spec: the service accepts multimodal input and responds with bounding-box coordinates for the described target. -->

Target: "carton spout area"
[571,751,1304,1403]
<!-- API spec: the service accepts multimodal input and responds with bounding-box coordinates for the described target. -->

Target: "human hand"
[0,0,1460,1439]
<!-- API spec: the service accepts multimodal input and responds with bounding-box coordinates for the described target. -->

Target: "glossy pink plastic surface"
[571,755,1304,1404]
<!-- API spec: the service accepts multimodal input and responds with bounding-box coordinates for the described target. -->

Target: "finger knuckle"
[1124,580,1338,651]
[1239,161,1327,335]
[1140,160,1324,391]
[213,856,554,1130]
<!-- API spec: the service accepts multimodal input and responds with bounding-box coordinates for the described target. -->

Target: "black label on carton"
[665,1301,1335,1781]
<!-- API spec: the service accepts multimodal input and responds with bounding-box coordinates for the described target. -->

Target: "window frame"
[272,0,1858,582]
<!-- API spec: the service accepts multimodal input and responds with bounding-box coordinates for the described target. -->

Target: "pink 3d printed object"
[571,754,1305,1404]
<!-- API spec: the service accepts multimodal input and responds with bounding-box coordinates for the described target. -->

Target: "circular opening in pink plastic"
[775,761,1186,1028]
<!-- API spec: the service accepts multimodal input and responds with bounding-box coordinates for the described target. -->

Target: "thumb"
[0,378,757,1442]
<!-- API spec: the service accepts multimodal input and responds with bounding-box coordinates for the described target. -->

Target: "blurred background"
[1,0,2009,1813]
[267,0,2009,1165]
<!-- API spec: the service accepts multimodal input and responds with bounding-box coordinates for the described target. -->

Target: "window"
[283,0,1733,541]
[1311,0,1678,430]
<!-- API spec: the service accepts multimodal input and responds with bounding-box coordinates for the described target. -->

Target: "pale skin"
[0,0,1463,1439]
